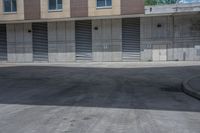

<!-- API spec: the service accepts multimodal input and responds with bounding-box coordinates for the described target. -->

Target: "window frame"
[96,0,112,9]
[48,0,63,12]
[3,0,17,13]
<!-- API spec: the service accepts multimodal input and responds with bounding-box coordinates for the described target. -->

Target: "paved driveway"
[0,63,200,133]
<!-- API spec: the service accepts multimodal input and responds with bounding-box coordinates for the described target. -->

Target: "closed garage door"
[122,18,140,61]
[75,20,92,61]
[32,23,48,62]
[0,24,7,61]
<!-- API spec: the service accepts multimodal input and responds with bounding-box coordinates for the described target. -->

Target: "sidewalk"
[0,61,200,68]
[182,76,200,100]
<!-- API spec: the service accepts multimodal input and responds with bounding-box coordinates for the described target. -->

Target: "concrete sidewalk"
[183,76,200,100]
[1,61,200,68]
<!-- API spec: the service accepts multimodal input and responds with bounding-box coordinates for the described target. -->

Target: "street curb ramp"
[182,76,200,100]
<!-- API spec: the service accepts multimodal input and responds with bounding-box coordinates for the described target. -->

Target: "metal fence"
[145,0,200,5]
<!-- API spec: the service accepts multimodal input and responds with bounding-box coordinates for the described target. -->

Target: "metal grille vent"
[122,18,140,61]
[32,23,48,62]
[75,20,92,61]
[0,24,7,61]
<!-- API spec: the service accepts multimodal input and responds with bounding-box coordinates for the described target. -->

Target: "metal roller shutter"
[32,23,48,62]
[0,24,7,61]
[75,20,92,61]
[122,18,140,61]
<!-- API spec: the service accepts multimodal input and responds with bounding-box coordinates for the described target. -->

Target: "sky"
[179,0,200,3]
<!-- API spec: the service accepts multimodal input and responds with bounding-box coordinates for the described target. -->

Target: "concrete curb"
[182,76,200,100]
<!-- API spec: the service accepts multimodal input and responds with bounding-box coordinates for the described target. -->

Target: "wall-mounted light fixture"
[28,29,32,33]
[94,26,98,30]
[157,23,162,28]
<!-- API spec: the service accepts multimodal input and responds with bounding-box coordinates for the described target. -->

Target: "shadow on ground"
[0,65,200,112]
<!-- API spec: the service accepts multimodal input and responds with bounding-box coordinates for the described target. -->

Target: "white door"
[153,45,167,61]
[159,45,167,61]
[152,45,160,61]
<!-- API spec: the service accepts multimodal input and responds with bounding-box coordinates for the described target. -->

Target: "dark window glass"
[4,0,11,12]
[106,0,112,6]
[57,0,62,9]
[97,0,105,7]
[49,0,56,10]
[4,0,17,12]
[97,0,112,7]
[49,0,62,10]
[12,0,16,12]
[4,0,16,12]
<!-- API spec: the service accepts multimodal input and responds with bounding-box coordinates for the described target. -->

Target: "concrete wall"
[88,0,121,17]
[7,23,32,63]
[0,0,24,21]
[140,16,173,61]
[2,14,200,63]
[145,3,200,15]
[140,14,200,61]
[174,14,200,61]
[40,0,70,19]
[48,21,75,62]
[92,19,122,62]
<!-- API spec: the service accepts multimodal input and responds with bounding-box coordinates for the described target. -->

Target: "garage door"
[0,24,7,61]
[75,20,92,61]
[32,23,48,62]
[122,18,140,61]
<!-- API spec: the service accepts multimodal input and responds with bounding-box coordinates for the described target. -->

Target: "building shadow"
[0,65,199,112]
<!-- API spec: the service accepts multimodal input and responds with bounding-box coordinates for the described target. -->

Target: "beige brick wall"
[40,0,70,19]
[0,0,24,21]
[88,0,121,17]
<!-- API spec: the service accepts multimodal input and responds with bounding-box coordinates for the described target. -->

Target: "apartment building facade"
[0,0,199,63]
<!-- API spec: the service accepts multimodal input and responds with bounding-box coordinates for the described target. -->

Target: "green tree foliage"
[145,0,158,5]
[145,0,178,5]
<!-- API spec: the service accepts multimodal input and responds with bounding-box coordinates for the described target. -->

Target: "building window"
[49,0,62,11]
[97,0,112,8]
[3,0,17,13]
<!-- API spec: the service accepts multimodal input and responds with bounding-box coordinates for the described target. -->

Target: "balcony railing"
[145,0,200,5]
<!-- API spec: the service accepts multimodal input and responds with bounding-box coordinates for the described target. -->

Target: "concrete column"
[48,22,57,63]
[92,19,103,62]
[111,19,122,62]
[7,24,16,63]
[140,17,153,61]
[65,21,76,62]
[23,23,33,62]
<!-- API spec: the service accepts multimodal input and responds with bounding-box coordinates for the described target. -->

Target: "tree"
[145,0,158,5]
[161,0,177,4]
[145,0,178,5]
